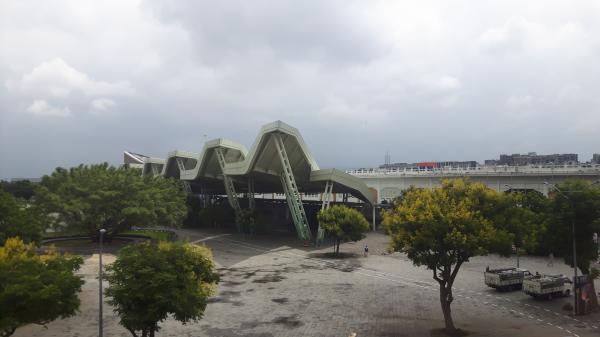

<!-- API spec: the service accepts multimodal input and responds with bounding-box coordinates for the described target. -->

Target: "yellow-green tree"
[0,238,84,336]
[317,205,369,254]
[105,241,219,337]
[383,179,513,332]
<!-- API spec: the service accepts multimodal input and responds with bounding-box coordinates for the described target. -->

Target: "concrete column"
[372,205,376,231]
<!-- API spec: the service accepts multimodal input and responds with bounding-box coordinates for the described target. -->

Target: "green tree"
[0,188,45,245]
[545,179,600,311]
[546,179,600,274]
[0,238,84,337]
[105,241,220,337]
[0,180,35,200]
[486,191,548,255]
[236,209,256,235]
[383,179,513,332]
[35,163,187,239]
[317,205,370,254]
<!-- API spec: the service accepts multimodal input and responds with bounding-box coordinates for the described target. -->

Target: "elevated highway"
[346,165,600,203]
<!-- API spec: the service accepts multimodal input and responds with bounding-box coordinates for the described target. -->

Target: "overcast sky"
[1,0,599,179]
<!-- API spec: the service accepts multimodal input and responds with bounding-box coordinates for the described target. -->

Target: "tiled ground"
[14,229,600,337]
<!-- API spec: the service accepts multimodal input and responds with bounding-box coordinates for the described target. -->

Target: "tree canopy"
[545,179,600,275]
[105,241,220,337]
[0,188,45,245]
[0,180,35,200]
[0,238,84,337]
[483,190,548,254]
[35,163,187,238]
[317,205,370,253]
[383,179,513,332]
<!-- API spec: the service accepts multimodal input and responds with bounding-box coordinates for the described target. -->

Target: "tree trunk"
[578,279,599,314]
[439,286,456,331]
[577,266,599,314]
[335,238,340,254]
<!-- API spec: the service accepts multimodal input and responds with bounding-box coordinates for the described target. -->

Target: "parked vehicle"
[522,274,572,299]
[484,267,532,291]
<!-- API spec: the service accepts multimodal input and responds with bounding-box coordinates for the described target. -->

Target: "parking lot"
[14,229,600,337]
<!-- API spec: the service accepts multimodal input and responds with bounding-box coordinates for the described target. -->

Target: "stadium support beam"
[248,177,255,209]
[215,148,242,222]
[273,133,312,242]
[176,158,192,194]
[151,164,160,177]
[316,180,333,246]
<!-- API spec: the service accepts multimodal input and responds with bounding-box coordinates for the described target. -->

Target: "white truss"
[273,133,312,242]
[215,147,242,216]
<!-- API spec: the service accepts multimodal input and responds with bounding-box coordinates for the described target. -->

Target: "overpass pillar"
[372,205,376,232]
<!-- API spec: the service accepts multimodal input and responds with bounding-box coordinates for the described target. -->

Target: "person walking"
[363,244,369,257]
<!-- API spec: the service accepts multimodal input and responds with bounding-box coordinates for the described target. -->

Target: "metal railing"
[346,164,600,177]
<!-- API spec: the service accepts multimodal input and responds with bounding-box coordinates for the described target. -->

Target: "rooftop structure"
[123,151,149,169]
[128,121,375,244]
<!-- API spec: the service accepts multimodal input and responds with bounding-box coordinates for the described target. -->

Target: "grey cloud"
[144,0,382,66]
[1,0,600,179]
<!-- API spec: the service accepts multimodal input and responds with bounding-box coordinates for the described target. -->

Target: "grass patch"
[121,229,176,241]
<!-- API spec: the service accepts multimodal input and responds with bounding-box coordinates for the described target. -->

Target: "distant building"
[593,154,600,164]
[10,178,41,183]
[381,152,582,169]
[379,160,477,170]
[487,152,578,166]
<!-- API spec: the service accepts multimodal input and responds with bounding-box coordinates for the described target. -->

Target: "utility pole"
[98,228,106,337]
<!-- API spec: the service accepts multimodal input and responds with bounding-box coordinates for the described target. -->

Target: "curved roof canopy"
[135,121,375,204]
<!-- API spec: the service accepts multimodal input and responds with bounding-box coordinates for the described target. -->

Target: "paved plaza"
[14,229,600,337]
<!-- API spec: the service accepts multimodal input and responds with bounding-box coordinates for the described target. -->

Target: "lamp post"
[545,180,600,316]
[544,182,579,316]
[504,184,520,268]
[98,228,106,337]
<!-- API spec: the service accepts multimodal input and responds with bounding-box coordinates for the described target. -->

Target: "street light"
[98,228,106,337]
[544,182,579,315]
[504,184,521,268]
[545,180,600,316]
